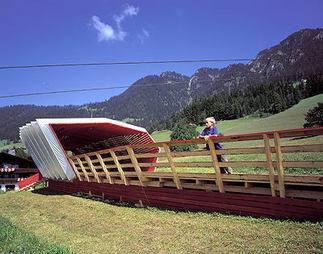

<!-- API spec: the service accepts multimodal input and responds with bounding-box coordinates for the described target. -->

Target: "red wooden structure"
[46,127,323,221]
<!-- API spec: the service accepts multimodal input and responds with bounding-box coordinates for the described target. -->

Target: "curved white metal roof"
[20,118,156,180]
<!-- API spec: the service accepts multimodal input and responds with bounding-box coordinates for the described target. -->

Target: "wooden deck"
[48,127,323,220]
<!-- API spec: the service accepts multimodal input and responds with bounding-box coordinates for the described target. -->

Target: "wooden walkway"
[66,127,323,201]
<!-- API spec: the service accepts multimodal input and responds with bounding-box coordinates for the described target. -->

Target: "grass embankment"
[0,190,322,254]
[0,213,69,254]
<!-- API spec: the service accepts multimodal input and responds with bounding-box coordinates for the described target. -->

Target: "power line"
[0,72,306,99]
[0,59,254,70]
[0,78,239,99]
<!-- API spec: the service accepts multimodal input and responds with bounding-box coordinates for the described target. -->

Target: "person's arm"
[200,127,218,141]
[199,129,209,140]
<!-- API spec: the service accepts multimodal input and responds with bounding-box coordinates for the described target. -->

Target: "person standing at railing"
[199,117,233,174]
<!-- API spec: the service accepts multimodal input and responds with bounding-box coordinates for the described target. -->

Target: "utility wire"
[0,72,305,99]
[0,78,239,99]
[0,59,254,70]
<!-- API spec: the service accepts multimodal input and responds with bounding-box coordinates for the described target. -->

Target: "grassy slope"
[224,93,323,136]
[0,190,322,254]
[0,214,69,254]
[152,94,323,142]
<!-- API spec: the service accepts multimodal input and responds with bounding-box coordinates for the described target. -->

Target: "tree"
[170,121,199,151]
[304,103,323,128]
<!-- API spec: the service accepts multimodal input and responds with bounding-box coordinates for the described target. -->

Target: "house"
[0,152,38,191]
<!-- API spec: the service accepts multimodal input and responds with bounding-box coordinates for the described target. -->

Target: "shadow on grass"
[31,187,67,196]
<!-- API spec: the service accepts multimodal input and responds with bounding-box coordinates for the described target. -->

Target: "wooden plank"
[208,139,224,193]
[110,150,128,185]
[137,161,270,168]
[162,143,182,189]
[84,155,101,183]
[75,157,90,182]
[281,144,323,153]
[68,158,82,181]
[171,150,210,157]
[263,134,276,197]
[274,132,285,198]
[219,147,265,155]
[283,161,323,168]
[135,152,166,159]
[126,146,146,186]
[96,153,113,184]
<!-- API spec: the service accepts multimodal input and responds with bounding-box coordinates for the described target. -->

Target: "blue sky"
[0,0,322,107]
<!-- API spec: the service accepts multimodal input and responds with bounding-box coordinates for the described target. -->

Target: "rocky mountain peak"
[160,71,189,81]
[247,28,323,77]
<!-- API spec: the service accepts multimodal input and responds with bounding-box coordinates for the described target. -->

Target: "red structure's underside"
[48,179,323,221]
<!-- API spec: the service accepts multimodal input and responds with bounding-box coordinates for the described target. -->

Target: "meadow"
[0,190,322,254]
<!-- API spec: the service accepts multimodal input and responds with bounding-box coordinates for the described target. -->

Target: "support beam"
[68,158,82,181]
[162,143,182,190]
[84,155,101,183]
[274,132,285,198]
[96,153,113,184]
[126,147,146,186]
[110,150,128,185]
[208,139,224,193]
[263,134,276,197]
[76,157,90,182]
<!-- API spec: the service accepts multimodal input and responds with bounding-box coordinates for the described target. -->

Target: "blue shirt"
[200,126,223,149]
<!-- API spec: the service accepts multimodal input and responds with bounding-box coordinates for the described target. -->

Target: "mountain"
[1,28,322,141]
[86,28,323,125]
[187,28,323,97]
[247,28,323,77]
[87,71,191,126]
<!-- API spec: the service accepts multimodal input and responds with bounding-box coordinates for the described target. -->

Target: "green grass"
[0,190,322,254]
[151,130,172,142]
[152,94,323,142]
[0,213,69,254]
[224,93,323,136]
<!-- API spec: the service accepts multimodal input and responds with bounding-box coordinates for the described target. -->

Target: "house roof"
[0,152,36,168]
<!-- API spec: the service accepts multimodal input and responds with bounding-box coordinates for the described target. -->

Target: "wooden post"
[110,150,128,185]
[96,153,113,184]
[84,155,101,183]
[263,134,276,197]
[274,132,285,198]
[162,143,182,190]
[208,139,224,193]
[68,158,82,181]
[76,157,90,182]
[126,147,146,186]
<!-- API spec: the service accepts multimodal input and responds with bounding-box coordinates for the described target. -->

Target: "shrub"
[304,103,323,128]
[170,122,199,151]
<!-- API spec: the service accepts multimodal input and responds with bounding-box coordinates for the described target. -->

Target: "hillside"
[224,93,323,136]
[152,94,323,142]
[0,28,323,141]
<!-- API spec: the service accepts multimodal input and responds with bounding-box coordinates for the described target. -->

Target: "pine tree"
[304,103,323,128]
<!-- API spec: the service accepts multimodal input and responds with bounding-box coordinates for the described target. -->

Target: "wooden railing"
[68,127,323,201]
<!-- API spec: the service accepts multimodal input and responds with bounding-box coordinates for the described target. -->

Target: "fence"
[68,127,323,201]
